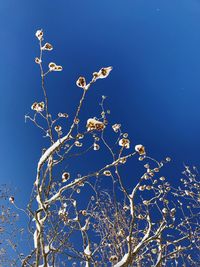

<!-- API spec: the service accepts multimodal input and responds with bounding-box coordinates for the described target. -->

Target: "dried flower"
[119,138,130,149]
[76,77,87,89]
[42,42,53,51]
[135,144,146,155]
[86,118,105,132]
[62,172,70,182]
[112,123,121,133]
[35,29,43,40]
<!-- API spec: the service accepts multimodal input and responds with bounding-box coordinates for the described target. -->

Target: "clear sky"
[1,0,200,207]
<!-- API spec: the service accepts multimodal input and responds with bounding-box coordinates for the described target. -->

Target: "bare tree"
[8,30,200,267]
[0,185,21,266]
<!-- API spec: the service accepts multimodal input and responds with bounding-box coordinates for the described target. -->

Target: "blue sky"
[1,0,200,207]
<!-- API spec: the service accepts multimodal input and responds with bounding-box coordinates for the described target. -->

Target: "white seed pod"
[42,42,53,51]
[9,196,14,204]
[135,144,146,155]
[162,208,168,214]
[112,123,121,133]
[93,143,100,151]
[119,138,130,149]
[95,66,113,80]
[76,77,87,89]
[35,29,43,40]
[62,172,70,182]
[103,170,111,176]
[55,125,62,132]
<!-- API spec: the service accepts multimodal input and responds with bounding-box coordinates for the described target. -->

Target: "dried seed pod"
[42,42,53,51]
[35,29,43,40]
[135,144,146,155]
[48,62,63,72]
[62,172,70,182]
[9,196,15,204]
[119,138,130,149]
[75,141,82,147]
[86,118,105,132]
[54,65,63,71]
[81,210,87,216]
[35,57,41,64]
[93,143,100,151]
[31,101,45,112]
[76,77,87,89]
[103,170,111,176]
[58,112,68,118]
[55,125,62,132]
[48,62,56,71]
[92,66,112,82]
[112,123,121,132]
